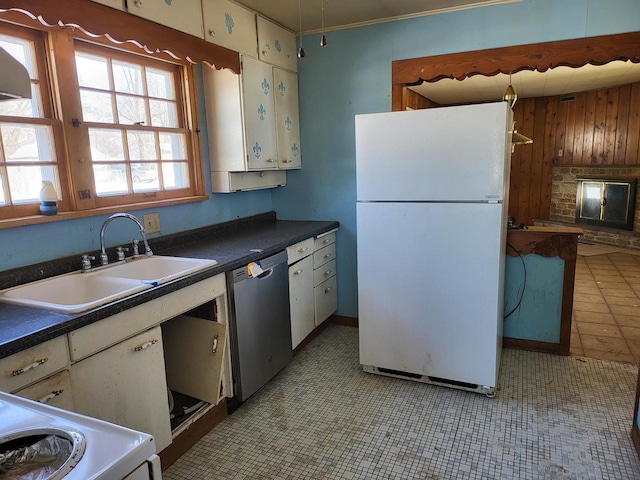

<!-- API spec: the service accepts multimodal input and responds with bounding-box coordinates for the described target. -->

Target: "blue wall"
[0,65,274,271]
[272,0,640,317]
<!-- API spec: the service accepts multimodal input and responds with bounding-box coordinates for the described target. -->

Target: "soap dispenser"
[39,180,58,215]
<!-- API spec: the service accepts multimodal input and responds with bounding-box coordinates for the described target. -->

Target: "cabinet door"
[127,0,204,38]
[162,314,227,404]
[71,327,172,452]
[256,16,297,72]
[15,371,74,411]
[314,276,337,326]
[274,68,301,169]
[203,0,257,57]
[289,256,314,349]
[241,56,277,169]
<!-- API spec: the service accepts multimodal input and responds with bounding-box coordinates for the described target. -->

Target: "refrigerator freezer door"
[355,102,511,202]
[357,201,505,388]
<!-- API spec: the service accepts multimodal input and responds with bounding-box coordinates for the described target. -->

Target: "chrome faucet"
[100,213,153,265]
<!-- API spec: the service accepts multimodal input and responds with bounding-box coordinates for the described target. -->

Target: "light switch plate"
[143,213,161,233]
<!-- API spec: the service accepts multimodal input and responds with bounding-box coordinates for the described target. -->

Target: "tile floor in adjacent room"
[571,243,640,365]
[164,325,640,480]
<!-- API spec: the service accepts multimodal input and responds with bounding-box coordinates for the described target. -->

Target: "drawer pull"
[293,269,303,275]
[298,247,308,253]
[323,253,332,259]
[324,269,333,276]
[323,238,331,244]
[324,286,333,294]
[12,358,48,377]
[283,159,292,163]
[38,390,63,404]
[212,334,219,354]
[133,339,158,352]
[266,159,276,163]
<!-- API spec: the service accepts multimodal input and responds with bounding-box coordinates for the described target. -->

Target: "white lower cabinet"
[71,326,173,452]
[289,255,314,349]
[287,230,338,348]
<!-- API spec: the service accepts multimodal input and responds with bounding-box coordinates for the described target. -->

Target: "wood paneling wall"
[508,82,640,226]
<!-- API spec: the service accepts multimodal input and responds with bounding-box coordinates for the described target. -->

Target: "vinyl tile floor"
[164,325,640,480]
[571,243,640,365]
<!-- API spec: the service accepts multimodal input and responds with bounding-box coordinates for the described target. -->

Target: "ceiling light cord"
[320,0,327,47]
[298,0,305,58]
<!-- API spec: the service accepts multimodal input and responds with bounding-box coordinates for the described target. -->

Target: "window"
[0,26,63,220]
[0,22,202,223]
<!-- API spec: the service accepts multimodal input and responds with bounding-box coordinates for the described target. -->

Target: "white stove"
[0,391,162,479]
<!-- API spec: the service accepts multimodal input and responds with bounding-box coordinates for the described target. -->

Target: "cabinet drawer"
[0,336,69,393]
[313,259,336,288]
[15,370,74,411]
[314,231,336,250]
[314,276,337,326]
[313,243,336,269]
[287,237,314,265]
[69,274,225,362]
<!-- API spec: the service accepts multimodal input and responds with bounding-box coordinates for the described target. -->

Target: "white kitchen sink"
[0,255,217,313]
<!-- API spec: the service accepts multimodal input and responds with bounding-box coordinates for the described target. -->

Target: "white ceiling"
[231,0,640,103]
[410,61,640,104]
[231,0,520,33]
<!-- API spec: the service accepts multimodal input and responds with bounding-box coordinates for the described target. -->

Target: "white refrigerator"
[356,101,512,396]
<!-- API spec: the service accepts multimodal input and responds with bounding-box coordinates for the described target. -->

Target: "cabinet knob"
[266,159,276,163]
[324,253,332,259]
[208,29,216,37]
[324,270,332,276]
[324,286,333,294]
[283,159,292,163]
[12,358,48,377]
[38,390,63,404]
[134,0,142,7]
[323,238,331,244]
[298,247,308,253]
[293,269,303,275]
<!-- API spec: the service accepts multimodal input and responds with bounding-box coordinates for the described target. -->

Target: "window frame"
[0,21,206,226]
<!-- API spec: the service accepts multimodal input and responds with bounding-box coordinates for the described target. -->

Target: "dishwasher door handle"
[255,267,275,280]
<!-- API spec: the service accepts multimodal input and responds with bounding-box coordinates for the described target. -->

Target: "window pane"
[88,128,125,160]
[113,61,143,95]
[149,100,177,127]
[7,165,56,203]
[117,95,147,125]
[147,68,174,99]
[94,163,127,196]
[127,131,157,160]
[162,162,188,189]
[0,86,38,117]
[75,52,110,90]
[159,133,185,160]
[132,163,159,192]
[0,173,6,205]
[1,124,55,162]
[0,35,35,77]
[81,90,115,123]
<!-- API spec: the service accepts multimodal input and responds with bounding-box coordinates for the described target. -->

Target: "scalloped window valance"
[0,0,240,73]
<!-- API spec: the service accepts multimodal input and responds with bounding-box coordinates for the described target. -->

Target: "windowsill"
[0,195,209,229]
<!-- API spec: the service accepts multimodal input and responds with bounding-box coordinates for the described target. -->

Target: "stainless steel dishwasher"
[227,250,292,402]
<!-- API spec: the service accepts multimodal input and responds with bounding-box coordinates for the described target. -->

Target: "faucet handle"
[81,254,95,273]
[116,246,129,261]
[132,239,140,258]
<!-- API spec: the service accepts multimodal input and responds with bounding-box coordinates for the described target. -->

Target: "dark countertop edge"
[0,214,339,359]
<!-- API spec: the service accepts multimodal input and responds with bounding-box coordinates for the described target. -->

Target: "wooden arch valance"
[391,31,640,111]
[0,0,240,73]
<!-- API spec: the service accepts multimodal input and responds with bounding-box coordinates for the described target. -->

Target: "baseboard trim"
[503,337,569,356]
[331,315,358,328]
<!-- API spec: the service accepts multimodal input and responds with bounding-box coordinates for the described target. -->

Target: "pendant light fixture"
[320,0,327,47]
[503,72,518,108]
[297,0,305,58]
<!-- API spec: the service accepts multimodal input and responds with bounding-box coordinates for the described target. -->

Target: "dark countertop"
[0,212,339,360]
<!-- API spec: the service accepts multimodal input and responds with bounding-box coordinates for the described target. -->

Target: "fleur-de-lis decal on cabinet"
[258,104,267,121]
[261,78,270,95]
[224,13,235,34]
[253,142,262,159]
[285,116,292,131]
[278,81,286,96]
[291,143,299,157]
[275,40,282,52]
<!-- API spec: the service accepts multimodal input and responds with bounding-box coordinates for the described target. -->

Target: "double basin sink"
[0,256,218,314]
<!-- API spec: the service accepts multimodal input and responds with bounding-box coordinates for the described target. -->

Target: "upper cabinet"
[257,16,297,72]
[202,0,258,57]
[127,0,204,38]
[274,68,301,169]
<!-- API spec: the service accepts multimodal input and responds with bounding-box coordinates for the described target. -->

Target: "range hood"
[0,47,31,100]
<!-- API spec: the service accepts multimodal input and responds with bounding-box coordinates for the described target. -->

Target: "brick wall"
[540,167,640,249]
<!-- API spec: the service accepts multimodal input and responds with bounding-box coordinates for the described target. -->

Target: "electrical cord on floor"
[504,242,526,320]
